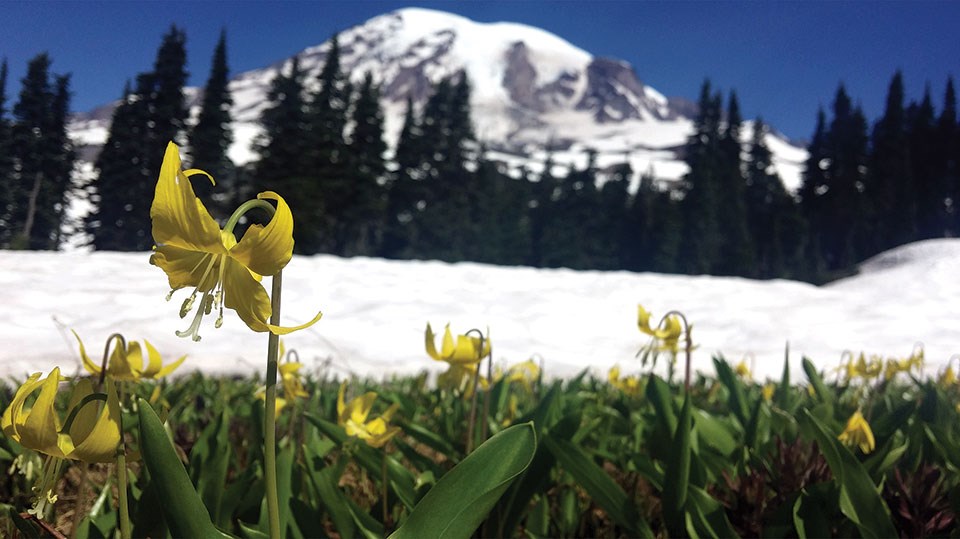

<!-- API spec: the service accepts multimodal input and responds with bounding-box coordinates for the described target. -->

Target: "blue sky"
[1,1,957,141]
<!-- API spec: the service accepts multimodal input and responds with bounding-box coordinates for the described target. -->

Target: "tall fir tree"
[594,162,631,270]
[304,34,353,254]
[0,58,13,244]
[541,153,600,269]
[798,108,828,279]
[936,78,958,236]
[527,154,557,267]
[86,75,155,250]
[340,71,387,256]
[822,85,870,271]
[868,71,913,251]
[381,97,427,258]
[87,27,187,251]
[715,91,754,276]
[623,167,656,272]
[252,57,310,249]
[679,80,724,274]
[745,118,794,278]
[907,86,938,241]
[189,28,234,211]
[9,54,75,250]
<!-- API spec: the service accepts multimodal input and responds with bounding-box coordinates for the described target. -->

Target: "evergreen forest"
[1,27,958,284]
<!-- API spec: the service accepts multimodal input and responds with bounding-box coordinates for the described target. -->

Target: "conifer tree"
[340,71,387,256]
[189,28,234,210]
[527,154,557,267]
[798,108,828,279]
[0,58,13,244]
[9,54,75,250]
[868,71,913,251]
[471,155,530,265]
[679,80,724,274]
[623,167,656,272]
[86,75,155,250]
[252,57,310,248]
[541,153,600,269]
[822,85,870,271]
[936,78,958,236]
[381,97,426,258]
[715,91,754,276]
[745,118,793,278]
[87,27,188,250]
[304,34,353,254]
[907,87,938,240]
[595,162,631,270]
[146,25,188,172]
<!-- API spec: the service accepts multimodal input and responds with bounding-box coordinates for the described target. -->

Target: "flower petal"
[72,330,102,376]
[150,245,219,292]
[347,392,378,426]
[21,368,65,458]
[229,191,294,277]
[150,142,223,253]
[425,323,442,361]
[69,377,121,463]
[2,372,43,440]
[222,257,273,332]
[142,340,187,379]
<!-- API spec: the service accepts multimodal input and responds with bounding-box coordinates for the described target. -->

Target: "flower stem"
[381,451,389,530]
[264,270,283,539]
[117,447,131,539]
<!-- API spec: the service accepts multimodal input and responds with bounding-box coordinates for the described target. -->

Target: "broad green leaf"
[663,393,693,537]
[793,488,832,539]
[136,397,227,539]
[800,409,897,538]
[693,409,737,456]
[645,374,677,434]
[542,434,650,538]
[389,422,536,539]
[776,348,791,409]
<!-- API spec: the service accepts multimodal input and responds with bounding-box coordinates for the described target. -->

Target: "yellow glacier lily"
[425,323,490,365]
[838,409,875,454]
[638,305,683,354]
[74,331,186,381]
[337,382,401,448]
[150,142,321,340]
[1,367,121,463]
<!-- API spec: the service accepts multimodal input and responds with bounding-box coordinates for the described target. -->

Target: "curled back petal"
[1,372,44,439]
[440,326,456,358]
[346,392,379,426]
[109,341,142,381]
[638,305,655,336]
[150,142,223,253]
[72,330,102,376]
[65,378,99,443]
[21,368,65,458]
[142,340,187,379]
[68,377,121,463]
[229,191,294,277]
[425,323,442,361]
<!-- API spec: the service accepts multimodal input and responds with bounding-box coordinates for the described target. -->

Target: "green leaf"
[389,422,536,539]
[543,434,651,538]
[799,409,897,538]
[645,374,677,434]
[793,487,833,539]
[663,393,693,537]
[775,351,791,409]
[713,357,750,426]
[305,414,418,510]
[190,409,232,526]
[802,358,833,409]
[136,397,226,539]
[693,410,737,456]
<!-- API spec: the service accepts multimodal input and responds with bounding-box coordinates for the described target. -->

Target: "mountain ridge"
[68,7,806,189]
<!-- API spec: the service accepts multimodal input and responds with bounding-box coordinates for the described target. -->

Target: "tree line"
[0,27,957,284]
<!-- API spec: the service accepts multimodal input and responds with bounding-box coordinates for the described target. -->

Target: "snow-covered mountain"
[68,7,807,189]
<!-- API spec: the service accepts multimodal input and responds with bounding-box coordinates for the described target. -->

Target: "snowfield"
[1,239,957,384]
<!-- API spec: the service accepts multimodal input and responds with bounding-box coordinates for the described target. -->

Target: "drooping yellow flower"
[336,382,401,448]
[844,353,883,382]
[838,409,875,454]
[762,383,775,402]
[425,323,490,365]
[74,331,186,381]
[149,142,321,340]
[2,368,121,463]
[735,360,752,380]
[279,362,309,400]
[638,305,683,354]
[500,359,540,393]
[608,365,643,397]
[940,365,957,387]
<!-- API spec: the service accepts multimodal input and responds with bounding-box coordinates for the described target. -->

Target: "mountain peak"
[68,7,806,188]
